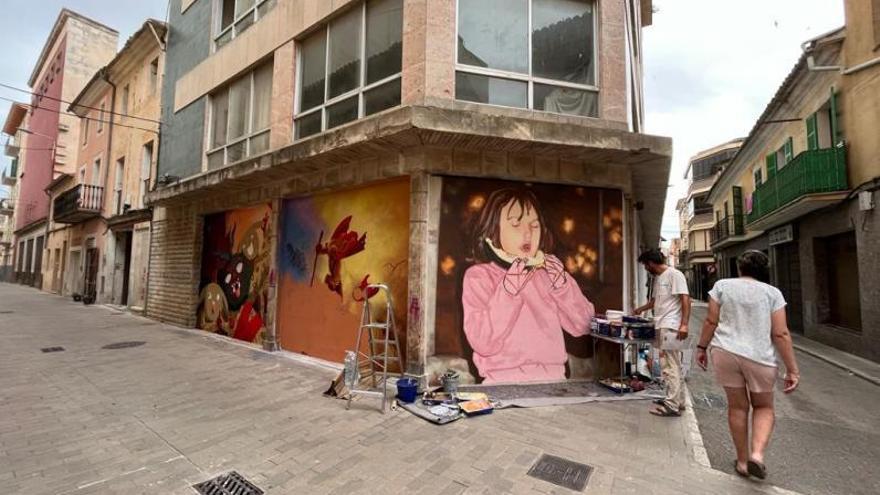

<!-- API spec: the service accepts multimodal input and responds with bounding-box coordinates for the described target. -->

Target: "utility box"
[858,190,875,211]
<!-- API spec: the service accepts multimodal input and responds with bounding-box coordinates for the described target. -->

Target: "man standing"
[633,248,691,417]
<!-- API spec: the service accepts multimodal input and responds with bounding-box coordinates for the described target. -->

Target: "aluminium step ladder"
[347,283,403,413]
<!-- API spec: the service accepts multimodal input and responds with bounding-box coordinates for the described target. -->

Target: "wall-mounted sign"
[769,224,794,246]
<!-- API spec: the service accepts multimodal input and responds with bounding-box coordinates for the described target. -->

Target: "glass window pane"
[249,131,270,155]
[366,0,403,84]
[533,83,597,117]
[227,74,251,140]
[257,0,276,18]
[364,78,401,116]
[328,7,362,99]
[295,112,323,139]
[235,0,255,17]
[227,140,246,163]
[211,91,229,148]
[532,0,595,85]
[457,0,528,73]
[235,12,255,36]
[299,29,326,112]
[326,96,359,129]
[216,29,232,48]
[252,62,273,132]
[220,0,236,30]
[207,149,225,170]
[455,72,527,108]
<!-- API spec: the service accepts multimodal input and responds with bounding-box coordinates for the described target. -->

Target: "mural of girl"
[462,187,595,383]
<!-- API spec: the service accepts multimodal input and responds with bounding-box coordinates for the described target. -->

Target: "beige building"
[709,0,880,361]
[676,139,742,300]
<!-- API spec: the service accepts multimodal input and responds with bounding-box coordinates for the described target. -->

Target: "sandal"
[734,461,750,478]
[649,403,681,417]
[747,460,767,480]
[652,398,685,411]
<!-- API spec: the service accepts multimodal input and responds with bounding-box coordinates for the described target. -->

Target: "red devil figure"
[311,216,367,297]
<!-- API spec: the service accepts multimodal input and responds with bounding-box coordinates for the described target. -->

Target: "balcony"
[747,147,848,230]
[711,214,747,249]
[0,198,12,217]
[53,184,104,224]
[1,160,16,186]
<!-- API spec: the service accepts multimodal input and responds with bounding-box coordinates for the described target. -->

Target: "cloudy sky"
[643,0,845,241]
[0,0,848,226]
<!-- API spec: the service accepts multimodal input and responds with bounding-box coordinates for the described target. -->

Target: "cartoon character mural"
[197,204,272,344]
[435,178,624,384]
[277,180,410,363]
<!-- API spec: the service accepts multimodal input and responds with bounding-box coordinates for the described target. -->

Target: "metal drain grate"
[527,454,592,492]
[193,471,264,495]
[0,310,14,314]
[41,347,65,353]
[102,341,146,350]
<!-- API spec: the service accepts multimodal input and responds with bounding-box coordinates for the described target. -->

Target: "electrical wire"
[0,82,164,126]
[0,95,159,135]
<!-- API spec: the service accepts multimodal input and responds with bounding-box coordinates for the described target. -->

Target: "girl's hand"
[783,371,800,393]
[697,348,708,370]
[502,259,534,295]
[544,254,567,290]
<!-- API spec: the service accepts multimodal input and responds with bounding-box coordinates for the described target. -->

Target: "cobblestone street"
[0,283,804,494]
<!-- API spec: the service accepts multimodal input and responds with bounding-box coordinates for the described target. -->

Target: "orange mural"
[277,180,410,363]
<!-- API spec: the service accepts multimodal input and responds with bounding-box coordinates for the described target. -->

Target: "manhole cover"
[193,471,264,495]
[102,341,146,350]
[41,347,65,353]
[527,454,592,492]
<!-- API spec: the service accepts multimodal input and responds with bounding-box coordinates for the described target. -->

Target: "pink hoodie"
[462,262,594,383]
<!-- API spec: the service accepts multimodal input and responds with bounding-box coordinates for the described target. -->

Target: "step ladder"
[347,283,403,413]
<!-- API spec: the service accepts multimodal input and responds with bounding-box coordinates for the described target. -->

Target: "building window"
[82,118,89,145]
[215,0,277,50]
[456,0,597,117]
[149,58,159,94]
[141,141,153,208]
[114,158,125,215]
[207,61,273,169]
[294,0,403,140]
[753,166,763,188]
[98,103,105,133]
[121,84,130,115]
[92,158,101,187]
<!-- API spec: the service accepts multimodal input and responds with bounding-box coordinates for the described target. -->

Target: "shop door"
[121,231,133,306]
[825,232,862,330]
[775,242,803,334]
[33,236,43,288]
[83,248,99,303]
[68,249,82,295]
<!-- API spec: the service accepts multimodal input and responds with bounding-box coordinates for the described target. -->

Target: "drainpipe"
[842,56,880,75]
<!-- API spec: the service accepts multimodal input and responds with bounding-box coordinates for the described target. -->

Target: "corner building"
[149,0,672,384]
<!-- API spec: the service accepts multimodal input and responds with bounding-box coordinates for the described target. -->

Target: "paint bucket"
[441,369,460,396]
[396,377,419,403]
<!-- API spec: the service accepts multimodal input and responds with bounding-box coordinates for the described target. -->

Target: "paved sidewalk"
[0,283,797,494]
[791,334,880,386]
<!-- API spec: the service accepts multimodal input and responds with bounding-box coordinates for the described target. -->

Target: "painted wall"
[277,179,410,363]
[197,203,273,344]
[433,177,623,384]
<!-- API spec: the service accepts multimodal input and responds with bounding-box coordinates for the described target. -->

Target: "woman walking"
[695,251,800,480]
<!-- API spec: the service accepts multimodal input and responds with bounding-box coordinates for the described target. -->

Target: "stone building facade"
[148,0,671,384]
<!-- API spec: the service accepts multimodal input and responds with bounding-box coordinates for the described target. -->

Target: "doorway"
[84,247,99,304]
[113,231,134,306]
[823,232,861,330]
[68,249,82,295]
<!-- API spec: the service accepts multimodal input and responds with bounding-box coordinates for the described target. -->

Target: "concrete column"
[599,0,628,123]
[263,198,281,351]
[401,0,455,106]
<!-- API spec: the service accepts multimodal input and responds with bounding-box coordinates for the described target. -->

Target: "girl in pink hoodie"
[462,188,595,384]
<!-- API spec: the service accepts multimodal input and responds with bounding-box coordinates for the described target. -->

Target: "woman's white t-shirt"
[708,278,787,367]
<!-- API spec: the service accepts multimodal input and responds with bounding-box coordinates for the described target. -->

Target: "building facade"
[147,0,671,385]
[709,0,880,361]
[11,9,118,290]
[677,139,742,300]
[1,103,29,281]
[51,20,166,307]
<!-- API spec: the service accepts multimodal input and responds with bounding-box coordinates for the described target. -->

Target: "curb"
[792,343,880,387]
[681,384,711,468]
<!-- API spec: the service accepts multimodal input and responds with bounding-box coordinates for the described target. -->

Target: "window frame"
[453,0,600,115]
[213,0,276,52]
[293,0,403,140]
[97,103,105,133]
[206,62,273,169]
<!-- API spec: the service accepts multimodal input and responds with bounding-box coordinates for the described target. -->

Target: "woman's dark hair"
[637,248,666,265]
[471,187,553,263]
[737,250,770,283]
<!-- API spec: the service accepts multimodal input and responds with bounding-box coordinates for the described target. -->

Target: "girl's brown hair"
[471,187,554,263]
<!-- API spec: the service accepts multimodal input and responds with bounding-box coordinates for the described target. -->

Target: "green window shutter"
[766,152,777,178]
[784,137,793,163]
[830,87,840,145]
[731,186,744,234]
[806,113,818,150]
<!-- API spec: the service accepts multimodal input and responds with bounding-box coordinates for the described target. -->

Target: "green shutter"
[766,152,777,178]
[806,113,818,150]
[731,186,744,234]
[830,87,840,145]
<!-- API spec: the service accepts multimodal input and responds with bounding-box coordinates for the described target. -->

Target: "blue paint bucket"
[396,377,419,403]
